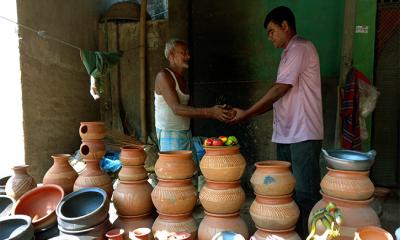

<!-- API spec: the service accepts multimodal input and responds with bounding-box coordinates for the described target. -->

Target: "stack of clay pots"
[74,122,113,197]
[249,160,301,240]
[198,145,248,240]
[112,146,154,240]
[151,150,198,239]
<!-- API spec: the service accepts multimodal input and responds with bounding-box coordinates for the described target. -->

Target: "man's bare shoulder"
[155,69,175,93]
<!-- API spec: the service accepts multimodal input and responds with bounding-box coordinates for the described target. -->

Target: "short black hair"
[263,6,296,32]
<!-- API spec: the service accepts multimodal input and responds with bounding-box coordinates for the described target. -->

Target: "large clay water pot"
[155,151,195,180]
[199,179,245,214]
[250,193,299,230]
[80,139,106,159]
[120,146,146,166]
[320,168,374,200]
[5,165,37,200]
[250,227,301,240]
[79,121,106,140]
[73,159,113,198]
[112,213,155,240]
[43,154,78,194]
[250,160,295,196]
[308,192,380,240]
[118,165,148,181]
[152,212,197,240]
[151,178,197,214]
[113,179,154,216]
[200,146,246,181]
[198,211,248,240]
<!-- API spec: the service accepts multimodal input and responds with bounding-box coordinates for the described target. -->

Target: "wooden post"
[139,0,148,143]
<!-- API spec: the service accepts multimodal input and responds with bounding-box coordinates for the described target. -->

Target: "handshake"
[210,104,244,124]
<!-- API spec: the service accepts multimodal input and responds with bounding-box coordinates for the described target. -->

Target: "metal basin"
[321,149,376,171]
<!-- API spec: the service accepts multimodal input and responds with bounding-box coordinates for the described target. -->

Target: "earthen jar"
[198,211,248,240]
[131,227,153,240]
[200,146,246,181]
[43,154,78,194]
[152,212,197,240]
[151,178,197,214]
[250,193,300,230]
[320,168,374,200]
[112,213,154,239]
[113,179,154,216]
[355,226,394,240]
[199,179,245,214]
[308,192,380,240]
[250,160,295,196]
[120,146,146,166]
[118,165,148,181]
[79,121,106,140]
[73,159,113,198]
[5,165,37,200]
[80,139,106,160]
[250,227,301,240]
[155,151,195,180]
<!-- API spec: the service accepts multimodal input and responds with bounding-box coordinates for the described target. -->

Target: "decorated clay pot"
[250,227,301,240]
[80,139,106,160]
[250,193,300,230]
[198,211,248,240]
[151,178,197,214]
[200,146,246,181]
[120,146,146,166]
[355,226,394,240]
[155,151,195,180]
[5,165,37,200]
[320,168,374,200]
[152,212,197,240]
[112,213,154,239]
[199,179,245,214]
[113,179,154,216]
[308,192,380,240]
[43,154,78,194]
[250,160,295,196]
[79,121,106,140]
[118,165,148,181]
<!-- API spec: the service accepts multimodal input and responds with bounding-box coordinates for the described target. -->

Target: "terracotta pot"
[198,211,248,240]
[43,154,78,194]
[151,178,197,214]
[119,165,148,181]
[5,165,37,200]
[131,227,152,240]
[250,160,295,196]
[199,179,245,214]
[120,146,146,166]
[79,121,106,140]
[113,179,153,216]
[155,151,195,180]
[250,227,301,240]
[250,193,299,230]
[308,192,380,240]
[320,168,374,200]
[355,226,394,240]
[73,159,113,198]
[106,228,125,240]
[80,139,106,160]
[152,212,197,240]
[200,146,246,181]
[112,213,154,240]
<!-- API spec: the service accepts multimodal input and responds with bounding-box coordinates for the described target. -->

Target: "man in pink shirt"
[230,6,323,238]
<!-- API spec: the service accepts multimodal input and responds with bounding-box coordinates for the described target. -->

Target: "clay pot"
[5,165,37,200]
[199,179,245,214]
[155,151,195,180]
[112,213,154,240]
[250,160,295,196]
[151,178,197,214]
[250,227,301,240]
[131,227,152,240]
[0,215,34,240]
[355,226,394,240]
[43,154,78,194]
[79,121,106,140]
[113,179,153,216]
[106,228,125,240]
[320,168,374,200]
[120,146,146,166]
[198,211,248,240]
[250,193,299,230]
[200,146,246,181]
[80,139,106,160]
[73,159,113,198]
[152,212,197,240]
[119,165,148,181]
[308,192,380,240]
[59,216,112,238]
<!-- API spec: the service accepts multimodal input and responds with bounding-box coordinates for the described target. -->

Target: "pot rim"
[157,210,192,218]
[255,160,291,168]
[0,214,32,235]
[205,178,241,185]
[256,226,296,233]
[326,167,369,175]
[204,210,240,218]
[158,150,193,156]
[321,190,374,205]
[80,121,105,125]
[356,226,394,240]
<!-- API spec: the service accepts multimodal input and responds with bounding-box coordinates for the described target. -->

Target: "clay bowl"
[58,215,112,239]
[356,226,394,240]
[13,184,64,231]
[0,195,15,217]
[56,187,110,231]
[0,215,34,240]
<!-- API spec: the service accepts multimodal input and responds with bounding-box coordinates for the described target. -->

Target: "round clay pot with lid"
[152,211,197,240]
[198,211,248,240]
[355,226,394,240]
[118,165,148,181]
[5,165,37,200]
[250,160,296,196]
[251,226,301,240]
[43,154,78,194]
[112,213,155,239]
[155,150,195,180]
[79,121,106,140]
[120,146,146,166]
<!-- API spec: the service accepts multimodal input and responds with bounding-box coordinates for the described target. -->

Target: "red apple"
[204,138,213,146]
[211,138,225,146]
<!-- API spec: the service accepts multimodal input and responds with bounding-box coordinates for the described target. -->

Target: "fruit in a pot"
[211,138,225,146]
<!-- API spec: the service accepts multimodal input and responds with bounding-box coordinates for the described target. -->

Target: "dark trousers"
[277,140,322,239]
